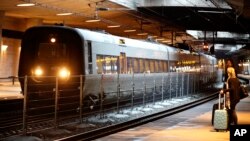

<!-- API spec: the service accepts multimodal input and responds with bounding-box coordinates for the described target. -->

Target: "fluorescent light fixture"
[124,29,136,32]
[162,40,171,43]
[57,13,73,16]
[107,25,121,28]
[150,35,158,38]
[137,33,148,36]
[16,3,35,7]
[85,19,101,22]
[1,45,8,51]
[156,38,165,41]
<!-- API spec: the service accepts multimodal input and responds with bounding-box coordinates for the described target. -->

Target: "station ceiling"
[1,0,250,59]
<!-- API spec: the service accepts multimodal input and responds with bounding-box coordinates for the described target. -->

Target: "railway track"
[55,92,218,141]
[1,89,218,141]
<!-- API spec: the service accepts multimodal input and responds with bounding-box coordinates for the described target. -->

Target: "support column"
[0,11,5,60]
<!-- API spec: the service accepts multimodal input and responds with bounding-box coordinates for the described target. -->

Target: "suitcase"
[211,103,223,125]
[213,93,228,131]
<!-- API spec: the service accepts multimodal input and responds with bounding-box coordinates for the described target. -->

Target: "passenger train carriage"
[18,25,217,104]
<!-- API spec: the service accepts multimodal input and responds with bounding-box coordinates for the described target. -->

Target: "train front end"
[18,26,84,94]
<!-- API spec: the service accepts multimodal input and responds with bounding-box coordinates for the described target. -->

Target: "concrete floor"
[95,96,250,141]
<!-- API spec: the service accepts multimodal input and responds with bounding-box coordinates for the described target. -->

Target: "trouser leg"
[228,105,237,125]
[228,109,232,125]
[232,110,237,125]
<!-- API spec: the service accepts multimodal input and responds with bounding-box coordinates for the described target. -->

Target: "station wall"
[0,16,42,78]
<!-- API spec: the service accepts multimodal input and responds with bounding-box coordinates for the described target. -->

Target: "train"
[18,25,218,106]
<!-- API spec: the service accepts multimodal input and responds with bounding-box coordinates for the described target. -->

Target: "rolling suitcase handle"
[218,92,226,110]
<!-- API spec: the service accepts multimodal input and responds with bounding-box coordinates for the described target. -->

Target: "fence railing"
[0,76,18,85]
[0,72,218,138]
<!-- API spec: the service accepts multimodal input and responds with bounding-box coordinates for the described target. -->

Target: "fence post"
[143,73,146,107]
[153,79,156,104]
[100,74,104,118]
[191,74,194,95]
[22,76,28,135]
[194,74,196,95]
[79,75,83,123]
[161,75,164,102]
[187,73,189,96]
[182,73,184,97]
[169,73,172,100]
[176,73,178,98]
[55,76,59,129]
[131,73,135,110]
[116,74,120,114]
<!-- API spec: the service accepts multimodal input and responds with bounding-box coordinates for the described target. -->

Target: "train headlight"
[50,37,56,43]
[34,67,43,76]
[58,67,70,79]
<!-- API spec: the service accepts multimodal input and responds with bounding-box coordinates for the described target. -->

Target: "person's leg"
[228,109,233,125]
[230,104,237,125]
[232,110,237,125]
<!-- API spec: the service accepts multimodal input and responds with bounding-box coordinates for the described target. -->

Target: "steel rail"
[55,92,218,141]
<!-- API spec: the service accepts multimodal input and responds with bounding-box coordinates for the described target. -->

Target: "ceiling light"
[150,35,158,38]
[85,19,101,22]
[107,25,121,28]
[156,38,165,41]
[57,13,73,16]
[137,33,148,36]
[124,29,136,33]
[16,3,35,7]
[162,40,171,43]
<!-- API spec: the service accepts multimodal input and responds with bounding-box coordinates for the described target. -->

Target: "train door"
[119,53,127,74]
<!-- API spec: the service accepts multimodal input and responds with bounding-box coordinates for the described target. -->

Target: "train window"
[155,60,159,73]
[96,55,103,74]
[96,55,118,74]
[104,56,112,74]
[149,60,155,73]
[133,58,139,73]
[139,59,144,73]
[88,41,92,63]
[119,53,127,74]
[163,61,168,72]
[38,43,67,59]
[144,59,150,73]
[88,64,93,74]
[158,61,163,72]
[111,56,118,74]
[127,58,133,74]
[87,41,93,74]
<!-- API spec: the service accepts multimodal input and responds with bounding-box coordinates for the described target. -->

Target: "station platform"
[0,82,23,100]
[95,96,250,141]
[238,74,250,84]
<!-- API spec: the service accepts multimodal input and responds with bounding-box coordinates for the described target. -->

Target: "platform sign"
[230,125,250,141]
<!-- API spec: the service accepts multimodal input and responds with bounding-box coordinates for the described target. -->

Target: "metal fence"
[0,72,218,138]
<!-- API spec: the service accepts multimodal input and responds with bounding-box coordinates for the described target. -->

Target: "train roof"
[25,25,216,61]
[75,28,178,53]
[75,28,216,61]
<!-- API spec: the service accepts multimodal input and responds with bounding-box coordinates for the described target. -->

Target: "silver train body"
[18,26,217,100]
